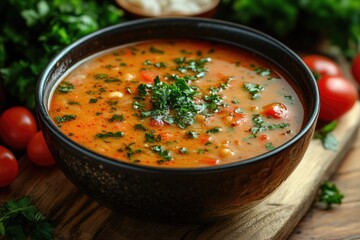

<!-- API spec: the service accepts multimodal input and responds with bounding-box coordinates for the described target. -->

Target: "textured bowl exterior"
[36,18,319,223]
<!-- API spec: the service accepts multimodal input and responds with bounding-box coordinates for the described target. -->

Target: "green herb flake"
[265,142,275,150]
[254,67,271,77]
[108,114,124,122]
[206,127,222,134]
[58,82,74,93]
[104,78,121,83]
[55,114,77,124]
[94,73,108,80]
[250,114,289,136]
[151,145,172,164]
[89,98,98,103]
[150,46,164,54]
[68,101,80,105]
[96,131,124,139]
[179,147,188,154]
[244,82,264,99]
[118,142,141,161]
[187,131,198,139]
[145,131,161,143]
[133,124,147,131]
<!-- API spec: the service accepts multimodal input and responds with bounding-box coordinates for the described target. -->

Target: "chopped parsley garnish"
[319,181,344,208]
[265,142,275,150]
[55,114,77,124]
[89,98,98,103]
[133,124,147,131]
[244,82,264,99]
[203,93,224,112]
[151,145,172,164]
[108,114,124,122]
[154,62,167,68]
[104,78,121,83]
[58,82,74,93]
[187,131,199,139]
[94,73,121,83]
[173,57,211,77]
[68,101,80,105]
[118,142,141,161]
[134,76,205,128]
[106,100,118,112]
[94,73,108,79]
[0,197,54,239]
[145,130,161,143]
[254,67,271,77]
[250,114,289,136]
[149,46,164,54]
[206,127,222,134]
[179,147,189,154]
[95,131,124,139]
[314,120,338,151]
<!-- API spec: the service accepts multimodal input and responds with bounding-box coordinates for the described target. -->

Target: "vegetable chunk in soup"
[49,40,304,168]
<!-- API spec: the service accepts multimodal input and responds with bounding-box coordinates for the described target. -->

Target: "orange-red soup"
[49,40,304,168]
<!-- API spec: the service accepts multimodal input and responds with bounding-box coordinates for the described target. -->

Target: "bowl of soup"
[36,17,319,223]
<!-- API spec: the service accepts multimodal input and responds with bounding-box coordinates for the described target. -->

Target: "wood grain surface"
[1,101,359,240]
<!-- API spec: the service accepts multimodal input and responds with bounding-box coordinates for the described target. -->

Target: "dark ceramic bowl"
[36,18,319,223]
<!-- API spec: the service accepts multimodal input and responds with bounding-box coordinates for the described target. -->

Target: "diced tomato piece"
[259,134,269,141]
[231,113,246,126]
[150,118,164,127]
[262,102,288,119]
[199,134,212,145]
[200,157,219,166]
[140,70,159,83]
[160,132,174,142]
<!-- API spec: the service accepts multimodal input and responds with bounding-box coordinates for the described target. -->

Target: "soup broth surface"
[49,39,304,168]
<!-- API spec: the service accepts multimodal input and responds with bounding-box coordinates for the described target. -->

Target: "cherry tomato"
[317,75,358,121]
[262,102,288,119]
[302,54,342,78]
[351,53,360,85]
[0,106,38,150]
[27,131,56,167]
[0,145,18,187]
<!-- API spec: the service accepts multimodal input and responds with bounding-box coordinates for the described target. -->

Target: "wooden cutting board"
[1,101,359,240]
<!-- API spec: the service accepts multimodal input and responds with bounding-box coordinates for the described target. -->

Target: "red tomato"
[262,102,288,119]
[140,70,159,83]
[0,106,38,150]
[302,54,342,78]
[317,75,358,121]
[27,131,56,167]
[0,145,18,187]
[352,53,360,85]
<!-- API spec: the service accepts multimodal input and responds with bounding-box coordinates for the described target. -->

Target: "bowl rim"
[36,17,320,173]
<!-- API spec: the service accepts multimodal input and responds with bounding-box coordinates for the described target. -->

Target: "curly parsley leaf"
[0,197,54,240]
[244,82,264,99]
[134,76,206,128]
[319,181,344,208]
[314,120,338,151]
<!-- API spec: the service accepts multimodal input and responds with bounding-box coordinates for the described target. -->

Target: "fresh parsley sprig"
[0,197,54,240]
[314,120,338,151]
[319,181,344,208]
